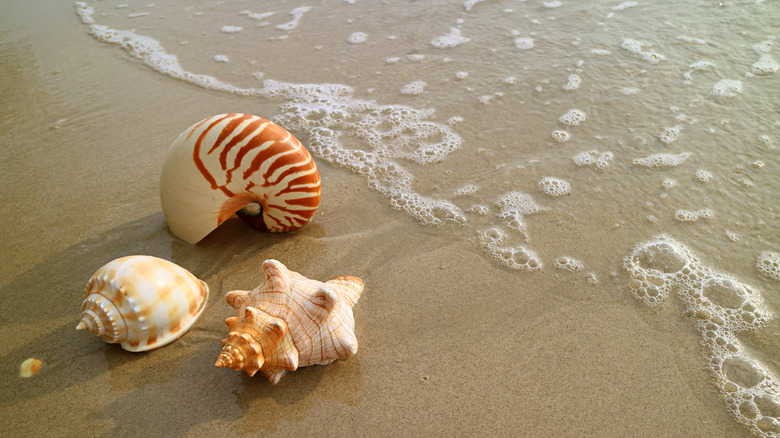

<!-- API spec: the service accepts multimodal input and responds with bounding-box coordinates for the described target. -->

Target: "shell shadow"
[0,212,325,413]
[85,347,364,437]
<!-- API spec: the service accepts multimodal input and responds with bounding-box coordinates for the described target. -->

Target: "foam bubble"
[625,239,691,304]
[552,130,570,142]
[495,192,545,232]
[496,192,545,216]
[722,356,766,388]
[559,109,586,126]
[470,204,489,215]
[659,126,681,144]
[621,38,665,64]
[591,49,611,55]
[214,54,230,63]
[756,251,780,281]
[401,80,427,95]
[751,55,779,75]
[455,71,469,80]
[515,37,534,50]
[620,87,639,95]
[455,184,479,196]
[572,150,614,169]
[347,32,368,44]
[431,27,471,48]
[696,169,712,182]
[563,74,582,90]
[538,177,571,196]
[662,179,677,190]
[702,276,756,310]
[712,80,743,97]
[74,1,95,24]
[220,26,242,33]
[674,209,713,222]
[632,152,691,168]
[543,1,563,8]
[690,61,715,71]
[754,395,780,418]
[554,256,584,272]
[753,40,773,55]
[478,228,542,271]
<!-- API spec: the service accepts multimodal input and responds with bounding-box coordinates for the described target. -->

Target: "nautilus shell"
[160,113,322,244]
[76,256,209,352]
[215,259,363,384]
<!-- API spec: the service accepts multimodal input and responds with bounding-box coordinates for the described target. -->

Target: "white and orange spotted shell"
[215,259,363,384]
[160,113,321,244]
[76,256,209,352]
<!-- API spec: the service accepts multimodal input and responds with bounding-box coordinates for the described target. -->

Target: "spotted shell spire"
[215,259,363,384]
[160,113,322,244]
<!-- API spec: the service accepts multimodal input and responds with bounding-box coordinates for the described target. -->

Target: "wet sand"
[0,1,766,437]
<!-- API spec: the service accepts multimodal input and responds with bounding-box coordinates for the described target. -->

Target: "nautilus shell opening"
[160,113,322,244]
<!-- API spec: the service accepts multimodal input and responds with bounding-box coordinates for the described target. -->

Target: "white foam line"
[87,24,260,96]
[276,6,312,31]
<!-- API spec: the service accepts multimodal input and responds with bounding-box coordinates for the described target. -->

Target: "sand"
[0,1,772,437]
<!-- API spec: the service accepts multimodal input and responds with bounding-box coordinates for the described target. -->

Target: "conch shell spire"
[75,313,99,334]
[215,259,363,384]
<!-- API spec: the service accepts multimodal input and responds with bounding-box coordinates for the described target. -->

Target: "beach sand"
[1,1,776,437]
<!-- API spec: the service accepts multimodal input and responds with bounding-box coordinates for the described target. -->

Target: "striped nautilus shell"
[215,259,363,384]
[76,256,209,352]
[160,113,322,244]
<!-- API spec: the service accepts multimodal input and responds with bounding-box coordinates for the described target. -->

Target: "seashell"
[76,256,209,352]
[160,113,322,244]
[215,259,363,384]
[19,358,43,378]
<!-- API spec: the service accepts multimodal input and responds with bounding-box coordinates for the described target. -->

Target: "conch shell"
[76,256,209,352]
[215,259,363,384]
[160,113,322,244]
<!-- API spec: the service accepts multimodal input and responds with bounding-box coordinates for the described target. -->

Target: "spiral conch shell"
[160,113,322,244]
[215,259,363,384]
[76,256,209,352]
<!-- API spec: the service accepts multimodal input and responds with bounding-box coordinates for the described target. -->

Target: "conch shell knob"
[159,113,322,244]
[76,256,209,352]
[215,259,363,384]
